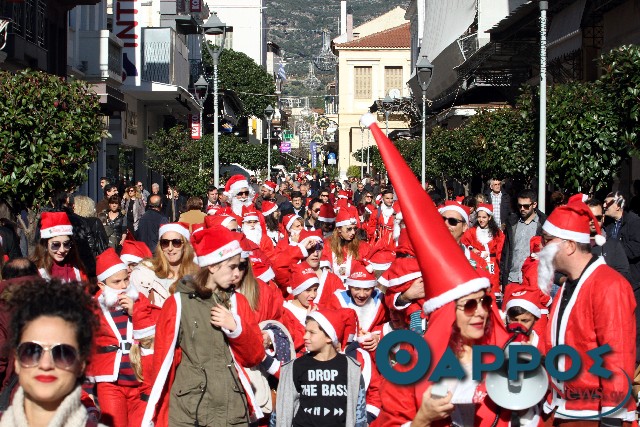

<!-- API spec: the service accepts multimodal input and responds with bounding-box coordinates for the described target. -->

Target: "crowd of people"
[0,121,639,426]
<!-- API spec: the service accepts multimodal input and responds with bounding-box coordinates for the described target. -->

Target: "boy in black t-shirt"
[274,309,367,427]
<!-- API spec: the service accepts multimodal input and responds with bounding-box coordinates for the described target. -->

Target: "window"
[354,66,372,99]
[385,66,403,94]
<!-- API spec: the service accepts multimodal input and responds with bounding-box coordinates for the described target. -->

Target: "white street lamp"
[264,105,275,180]
[416,55,434,189]
[538,0,548,212]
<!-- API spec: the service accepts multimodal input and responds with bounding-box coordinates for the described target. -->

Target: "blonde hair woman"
[130,223,198,307]
[121,186,145,233]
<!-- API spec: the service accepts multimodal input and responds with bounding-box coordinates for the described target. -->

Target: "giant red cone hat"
[360,113,489,313]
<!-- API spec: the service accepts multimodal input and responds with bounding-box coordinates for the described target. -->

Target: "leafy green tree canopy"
[0,69,103,209]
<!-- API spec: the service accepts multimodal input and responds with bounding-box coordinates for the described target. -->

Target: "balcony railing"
[78,30,123,85]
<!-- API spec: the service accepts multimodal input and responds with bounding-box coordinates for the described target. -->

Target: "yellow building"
[334,19,411,177]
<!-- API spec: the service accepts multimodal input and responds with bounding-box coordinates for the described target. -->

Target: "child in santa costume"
[322,210,371,282]
[120,239,153,274]
[272,229,345,306]
[34,211,88,282]
[274,214,304,253]
[280,263,321,355]
[141,226,265,427]
[461,203,505,299]
[501,288,546,353]
[85,248,153,427]
[326,262,388,355]
[361,112,515,427]
[274,308,367,427]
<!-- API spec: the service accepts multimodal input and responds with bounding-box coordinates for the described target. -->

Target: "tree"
[0,69,103,209]
[202,43,276,118]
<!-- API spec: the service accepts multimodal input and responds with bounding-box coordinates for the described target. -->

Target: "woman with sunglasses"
[121,186,145,234]
[322,210,370,282]
[130,222,198,307]
[32,212,88,283]
[99,195,126,252]
[461,203,505,300]
[141,226,264,426]
[3,279,105,427]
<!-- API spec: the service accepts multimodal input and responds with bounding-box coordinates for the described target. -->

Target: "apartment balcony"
[141,27,190,89]
[78,30,123,86]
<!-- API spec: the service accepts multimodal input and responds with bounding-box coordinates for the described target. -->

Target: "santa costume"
[120,239,153,266]
[375,197,401,248]
[280,263,320,355]
[242,205,275,258]
[321,210,371,282]
[501,287,546,353]
[225,174,267,230]
[37,211,88,282]
[141,226,265,427]
[541,201,637,422]
[86,248,153,427]
[360,113,513,427]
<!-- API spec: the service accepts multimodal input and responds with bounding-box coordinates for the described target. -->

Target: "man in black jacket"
[604,192,640,288]
[499,188,546,290]
[484,178,512,230]
[587,198,630,280]
[137,195,169,252]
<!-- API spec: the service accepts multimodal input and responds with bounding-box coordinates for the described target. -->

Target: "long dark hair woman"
[322,210,370,282]
[98,195,126,252]
[1,279,105,427]
[32,212,87,283]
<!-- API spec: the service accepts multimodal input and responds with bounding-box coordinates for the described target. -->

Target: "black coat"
[0,225,22,260]
[483,191,513,228]
[136,209,169,253]
[592,238,631,282]
[499,209,547,289]
[605,211,640,289]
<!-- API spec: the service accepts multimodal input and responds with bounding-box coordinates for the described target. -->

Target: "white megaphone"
[485,342,549,410]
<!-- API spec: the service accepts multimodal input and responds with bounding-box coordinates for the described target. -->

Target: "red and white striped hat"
[242,206,260,222]
[224,174,250,197]
[158,222,190,241]
[476,203,493,216]
[262,181,277,193]
[283,214,302,231]
[542,200,605,246]
[503,288,542,318]
[96,248,127,282]
[191,226,242,267]
[40,212,73,239]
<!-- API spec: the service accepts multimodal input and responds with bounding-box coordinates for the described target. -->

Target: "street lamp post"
[360,124,364,179]
[538,0,548,213]
[416,56,434,189]
[201,12,229,188]
[382,95,392,136]
[264,105,275,180]
[194,75,209,175]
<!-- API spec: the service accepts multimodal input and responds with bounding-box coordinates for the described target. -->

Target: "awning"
[547,0,586,61]
[121,81,201,113]
[419,0,476,61]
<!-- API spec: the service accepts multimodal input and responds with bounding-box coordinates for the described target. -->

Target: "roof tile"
[337,23,410,49]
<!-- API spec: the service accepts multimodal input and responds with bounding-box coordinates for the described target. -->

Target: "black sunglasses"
[313,242,324,252]
[344,227,357,232]
[16,341,80,370]
[517,203,533,209]
[49,240,73,251]
[236,191,250,197]
[320,193,329,197]
[456,295,492,316]
[593,215,604,222]
[160,238,183,249]
[442,216,464,226]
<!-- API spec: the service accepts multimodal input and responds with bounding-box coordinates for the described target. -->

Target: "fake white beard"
[393,221,402,243]
[100,282,139,309]
[537,242,560,295]
[243,223,263,246]
[381,203,394,222]
[231,196,252,216]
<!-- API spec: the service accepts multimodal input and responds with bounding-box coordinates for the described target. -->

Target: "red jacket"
[461,227,505,297]
[544,257,637,420]
[326,288,388,335]
[321,237,371,282]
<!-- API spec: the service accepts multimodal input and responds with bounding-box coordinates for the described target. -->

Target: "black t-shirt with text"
[292,353,348,427]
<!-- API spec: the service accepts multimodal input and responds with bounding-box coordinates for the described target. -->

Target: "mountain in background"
[266,0,407,105]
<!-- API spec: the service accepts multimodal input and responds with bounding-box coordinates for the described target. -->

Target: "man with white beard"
[539,200,636,425]
[241,206,274,258]
[224,174,267,231]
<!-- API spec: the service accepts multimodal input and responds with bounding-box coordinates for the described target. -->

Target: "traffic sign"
[282,130,293,141]
[280,142,291,153]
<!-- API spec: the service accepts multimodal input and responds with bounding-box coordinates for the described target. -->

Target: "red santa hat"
[262,180,277,193]
[132,302,160,340]
[438,201,470,226]
[282,214,301,231]
[529,235,542,254]
[250,254,276,282]
[205,214,236,229]
[567,193,588,204]
[335,210,357,228]
[40,212,73,239]
[307,308,350,345]
[120,240,152,265]
[318,204,336,223]
[455,196,465,204]
[345,262,377,288]
[337,308,359,350]
[158,222,190,241]
[191,223,206,236]
[96,248,127,282]
[298,229,323,249]
[191,226,242,267]
[242,206,260,222]
[363,241,396,272]
[542,200,605,246]
[224,174,250,197]
[289,262,319,296]
[503,288,542,319]
[261,201,278,217]
[360,113,490,314]
[206,205,221,215]
[337,190,348,199]
[378,256,421,288]
[375,194,382,205]
[476,203,494,216]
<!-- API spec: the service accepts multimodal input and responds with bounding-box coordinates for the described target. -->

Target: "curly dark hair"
[8,279,98,360]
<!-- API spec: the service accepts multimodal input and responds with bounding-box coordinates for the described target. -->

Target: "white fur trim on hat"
[41,225,73,239]
[256,267,275,283]
[504,298,541,318]
[286,215,302,231]
[360,113,377,129]
[336,217,357,227]
[97,263,127,282]
[292,277,319,296]
[263,204,278,216]
[476,206,493,216]
[243,214,259,222]
[307,311,337,343]
[369,261,392,271]
[196,241,242,267]
[385,271,422,288]
[438,205,469,225]
[319,260,331,268]
[345,278,377,288]
[133,325,156,340]
[159,224,190,241]
[120,254,143,265]
[422,277,490,314]
[318,215,335,223]
[542,220,590,244]
[229,179,249,195]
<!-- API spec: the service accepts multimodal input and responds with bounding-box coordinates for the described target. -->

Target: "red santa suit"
[375,201,400,248]
[461,225,504,297]
[544,257,637,421]
[321,233,371,283]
